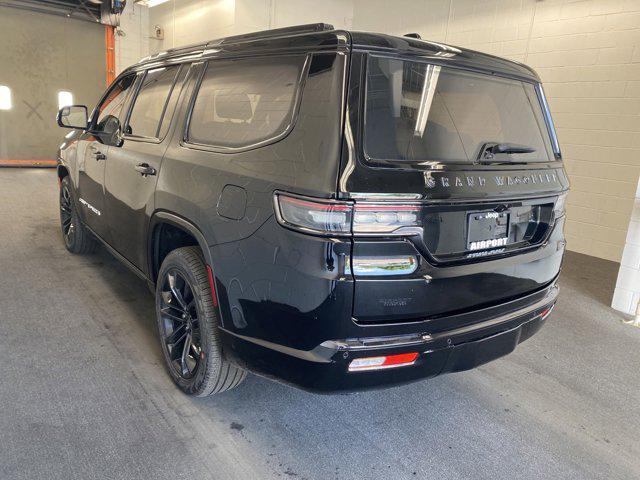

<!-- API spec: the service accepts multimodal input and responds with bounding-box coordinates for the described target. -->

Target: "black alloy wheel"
[155,247,246,396]
[59,176,97,254]
[159,269,202,379]
[59,181,75,245]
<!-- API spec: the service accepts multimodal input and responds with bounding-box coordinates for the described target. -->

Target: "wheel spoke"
[160,305,186,323]
[62,217,72,233]
[181,333,192,375]
[183,284,194,305]
[168,273,188,310]
[160,269,202,379]
[165,324,187,345]
[60,185,74,238]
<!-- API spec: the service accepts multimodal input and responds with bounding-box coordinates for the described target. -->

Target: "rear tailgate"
[342,53,568,326]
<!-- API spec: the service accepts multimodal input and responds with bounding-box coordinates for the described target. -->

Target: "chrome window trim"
[536,83,562,159]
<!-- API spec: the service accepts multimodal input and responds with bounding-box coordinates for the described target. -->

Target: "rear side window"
[187,55,307,149]
[127,65,181,139]
[365,56,555,164]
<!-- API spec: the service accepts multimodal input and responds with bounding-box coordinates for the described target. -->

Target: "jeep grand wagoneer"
[56,24,568,395]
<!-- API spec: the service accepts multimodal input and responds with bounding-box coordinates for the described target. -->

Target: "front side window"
[187,55,306,149]
[364,56,555,164]
[127,65,181,139]
[95,75,136,133]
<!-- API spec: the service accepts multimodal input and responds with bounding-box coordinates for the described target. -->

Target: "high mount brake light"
[274,192,423,236]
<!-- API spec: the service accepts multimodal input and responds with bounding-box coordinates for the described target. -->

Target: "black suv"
[56,24,568,395]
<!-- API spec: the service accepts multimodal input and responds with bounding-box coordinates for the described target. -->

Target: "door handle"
[134,163,156,176]
[89,146,106,161]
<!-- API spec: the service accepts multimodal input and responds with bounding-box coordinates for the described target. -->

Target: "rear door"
[103,64,187,271]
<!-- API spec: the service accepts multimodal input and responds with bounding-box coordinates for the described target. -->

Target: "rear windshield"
[364,56,555,164]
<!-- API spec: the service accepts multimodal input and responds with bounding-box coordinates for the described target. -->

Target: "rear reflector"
[206,265,218,308]
[539,306,553,319]
[348,352,419,372]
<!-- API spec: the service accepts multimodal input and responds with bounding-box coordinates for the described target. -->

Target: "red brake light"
[274,193,353,235]
[274,192,423,236]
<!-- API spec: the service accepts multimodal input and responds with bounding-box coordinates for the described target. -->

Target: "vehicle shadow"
[86,245,518,478]
[81,244,626,480]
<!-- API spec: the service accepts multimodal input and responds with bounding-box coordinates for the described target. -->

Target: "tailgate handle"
[134,163,156,176]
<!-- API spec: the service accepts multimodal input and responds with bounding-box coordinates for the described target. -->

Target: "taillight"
[274,193,352,235]
[352,204,421,234]
[274,192,422,237]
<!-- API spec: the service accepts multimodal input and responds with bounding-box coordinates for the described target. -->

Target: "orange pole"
[105,25,116,87]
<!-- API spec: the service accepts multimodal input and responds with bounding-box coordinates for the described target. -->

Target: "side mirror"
[97,114,124,147]
[57,105,88,130]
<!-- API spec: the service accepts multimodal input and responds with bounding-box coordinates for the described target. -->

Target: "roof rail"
[138,23,336,65]
[207,23,335,46]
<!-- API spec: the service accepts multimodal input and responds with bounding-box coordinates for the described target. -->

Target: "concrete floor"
[1,168,639,480]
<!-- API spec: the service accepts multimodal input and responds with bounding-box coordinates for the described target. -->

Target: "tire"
[155,246,246,396]
[59,176,98,254]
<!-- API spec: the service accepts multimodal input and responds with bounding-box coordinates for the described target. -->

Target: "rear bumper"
[220,283,558,392]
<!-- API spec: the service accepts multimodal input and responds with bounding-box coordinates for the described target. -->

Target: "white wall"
[114,1,149,74]
[613,178,640,316]
[148,0,236,54]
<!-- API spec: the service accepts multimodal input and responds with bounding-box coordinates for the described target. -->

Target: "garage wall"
[0,7,106,161]
[351,0,640,263]
[114,2,149,75]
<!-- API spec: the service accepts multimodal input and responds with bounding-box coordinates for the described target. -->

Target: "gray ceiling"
[0,0,104,23]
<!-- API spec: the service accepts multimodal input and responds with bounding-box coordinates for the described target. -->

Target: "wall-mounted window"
[0,85,11,110]
[58,91,73,110]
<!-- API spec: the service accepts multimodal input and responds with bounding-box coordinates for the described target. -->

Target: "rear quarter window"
[187,55,307,150]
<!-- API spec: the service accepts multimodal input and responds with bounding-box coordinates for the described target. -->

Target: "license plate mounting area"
[467,211,510,251]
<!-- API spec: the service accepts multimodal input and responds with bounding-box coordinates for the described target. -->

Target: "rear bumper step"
[316,284,558,358]
[219,284,559,392]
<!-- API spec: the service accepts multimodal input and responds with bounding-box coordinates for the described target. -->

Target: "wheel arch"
[57,164,70,180]
[148,211,216,285]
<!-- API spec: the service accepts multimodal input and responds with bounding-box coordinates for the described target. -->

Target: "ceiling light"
[138,0,171,7]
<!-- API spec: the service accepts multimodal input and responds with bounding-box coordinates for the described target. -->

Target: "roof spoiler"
[209,23,336,46]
